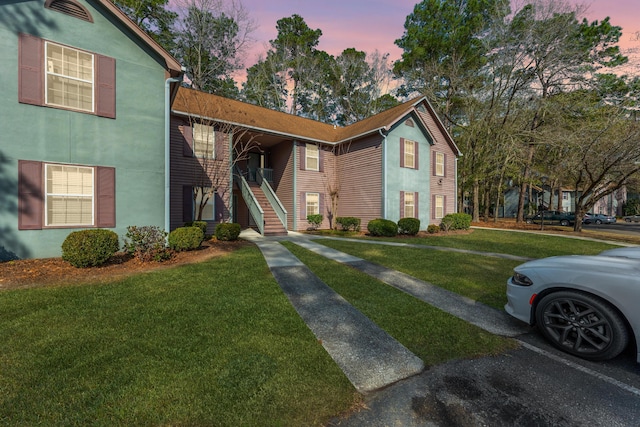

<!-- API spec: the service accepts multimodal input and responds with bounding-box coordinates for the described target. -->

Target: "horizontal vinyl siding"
[169,115,230,233]
[336,135,383,229]
[271,142,294,230]
[418,110,457,221]
[295,143,334,230]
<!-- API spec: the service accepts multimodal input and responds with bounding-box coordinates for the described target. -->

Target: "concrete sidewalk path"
[286,234,530,337]
[242,233,425,393]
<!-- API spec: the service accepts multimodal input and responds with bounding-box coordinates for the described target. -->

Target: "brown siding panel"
[18,160,43,230]
[335,135,383,229]
[18,34,44,106]
[96,166,116,227]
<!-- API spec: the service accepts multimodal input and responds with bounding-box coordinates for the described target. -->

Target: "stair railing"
[257,169,287,229]
[234,165,264,235]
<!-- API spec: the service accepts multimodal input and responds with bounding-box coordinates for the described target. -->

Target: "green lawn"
[0,229,620,425]
[281,242,517,366]
[342,228,620,258]
[0,246,356,426]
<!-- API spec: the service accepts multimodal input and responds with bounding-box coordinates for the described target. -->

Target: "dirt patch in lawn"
[0,239,252,291]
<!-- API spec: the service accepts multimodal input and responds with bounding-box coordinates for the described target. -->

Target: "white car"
[506,247,640,362]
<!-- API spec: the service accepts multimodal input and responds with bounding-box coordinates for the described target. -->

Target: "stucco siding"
[0,0,171,259]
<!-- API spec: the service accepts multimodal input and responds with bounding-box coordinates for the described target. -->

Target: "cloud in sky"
[240,0,639,63]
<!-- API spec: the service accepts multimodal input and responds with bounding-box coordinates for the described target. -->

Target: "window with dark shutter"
[183,125,194,157]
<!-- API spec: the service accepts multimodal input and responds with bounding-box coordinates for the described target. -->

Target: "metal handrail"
[257,169,287,229]
[234,166,264,235]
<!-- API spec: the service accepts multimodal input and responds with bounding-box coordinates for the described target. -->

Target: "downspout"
[455,156,459,213]
[379,129,388,218]
[165,71,184,233]
[292,140,298,231]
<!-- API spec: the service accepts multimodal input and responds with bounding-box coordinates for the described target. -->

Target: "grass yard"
[350,228,620,258]
[0,246,357,426]
[281,242,517,366]
[314,229,621,309]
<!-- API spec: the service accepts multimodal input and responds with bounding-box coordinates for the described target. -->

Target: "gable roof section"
[92,0,182,76]
[172,87,460,155]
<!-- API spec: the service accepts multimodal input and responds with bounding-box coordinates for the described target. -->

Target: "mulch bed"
[0,240,251,291]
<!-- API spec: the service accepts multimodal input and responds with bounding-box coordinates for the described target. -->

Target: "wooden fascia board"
[171,110,335,145]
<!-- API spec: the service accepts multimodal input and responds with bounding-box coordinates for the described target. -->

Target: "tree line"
[113,0,640,231]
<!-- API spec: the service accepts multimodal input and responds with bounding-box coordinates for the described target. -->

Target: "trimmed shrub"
[169,227,204,251]
[336,217,360,231]
[367,218,398,237]
[184,220,207,236]
[124,225,171,262]
[61,229,119,268]
[427,224,440,234]
[307,214,323,230]
[440,213,472,231]
[215,223,241,241]
[398,218,420,235]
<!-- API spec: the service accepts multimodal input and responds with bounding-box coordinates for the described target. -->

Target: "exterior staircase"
[247,182,288,236]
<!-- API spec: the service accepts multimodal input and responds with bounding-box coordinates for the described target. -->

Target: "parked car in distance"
[583,213,617,225]
[525,210,575,226]
[505,247,640,363]
[623,214,640,223]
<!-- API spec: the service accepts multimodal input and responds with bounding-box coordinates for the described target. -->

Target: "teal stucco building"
[0,0,182,260]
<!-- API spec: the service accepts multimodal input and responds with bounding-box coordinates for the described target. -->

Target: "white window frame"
[435,195,444,219]
[306,143,319,171]
[45,41,94,112]
[435,152,445,176]
[562,191,569,201]
[404,140,415,169]
[193,123,215,159]
[194,187,215,221]
[404,191,415,218]
[306,192,320,216]
[45,163,95,227]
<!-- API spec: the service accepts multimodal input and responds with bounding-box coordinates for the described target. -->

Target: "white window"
[404,192,415,218]
[45,164,94,226]
[194,187,215,220]
[404,140,415,169]
[562,191,569,201]
[435,195,444,219]
[45,41,94,112]
[435,152,445,176]
[306,192,319,215]
[193,123,215,158]
[306,143,319,171]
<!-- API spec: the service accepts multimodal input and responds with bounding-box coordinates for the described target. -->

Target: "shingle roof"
[172,87,460,154]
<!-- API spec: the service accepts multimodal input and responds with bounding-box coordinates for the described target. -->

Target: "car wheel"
[526,219,532,224]
[625,218,631,223]
[595,219,602,225]
[560,219,569,226]
[535,291,629,361]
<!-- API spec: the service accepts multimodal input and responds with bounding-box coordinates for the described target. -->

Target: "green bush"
[184,220,208,236]
[367,218,398,237]
[336,217,360,231]
[440,213,472,231]
[61,229,119,268]
[398,218,420,235]
[215,223,241,241]
[427,224,440,234]
[169,227,204,251]
[124,225,171,262]
[307,214,323,230]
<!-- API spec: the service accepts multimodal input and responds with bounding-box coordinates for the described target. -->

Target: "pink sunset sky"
[238,0,640,71]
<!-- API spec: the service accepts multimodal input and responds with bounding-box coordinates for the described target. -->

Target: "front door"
[248,152,261,182]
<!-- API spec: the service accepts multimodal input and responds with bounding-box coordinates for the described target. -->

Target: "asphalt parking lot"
[332,331,640,426]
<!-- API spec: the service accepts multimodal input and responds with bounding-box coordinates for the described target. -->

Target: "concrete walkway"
[240,230,530,393]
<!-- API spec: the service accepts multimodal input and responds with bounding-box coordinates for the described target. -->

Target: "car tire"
[625,218,631,223]
[526,219,532,224]
[595,219,602,225]
[560,219,569,226]
[535,291,629,361]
